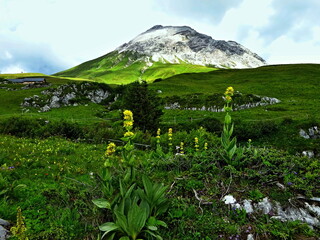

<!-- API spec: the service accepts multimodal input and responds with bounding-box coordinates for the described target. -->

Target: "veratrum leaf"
[148,225,158,231]
[92,199,111,209]
[99,222,119,233]
[119,237,130,240]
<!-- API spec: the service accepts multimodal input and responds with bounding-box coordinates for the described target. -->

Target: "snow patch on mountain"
[116,25,266,69]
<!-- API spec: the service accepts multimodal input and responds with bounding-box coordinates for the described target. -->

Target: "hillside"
[1,64,320,240]
[149,64,320,153]
[54,25,266,83]
[54,51,216,84]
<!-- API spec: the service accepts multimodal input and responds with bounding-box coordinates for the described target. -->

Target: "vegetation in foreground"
[1,87,319,239]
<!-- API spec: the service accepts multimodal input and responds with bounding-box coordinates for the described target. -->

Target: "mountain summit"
[55,25,267,83]
[117,25,266,68]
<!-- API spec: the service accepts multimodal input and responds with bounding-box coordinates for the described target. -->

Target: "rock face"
[21,82,113,112]
[299,126,320,139]
[223,195,320,227]
[164,94,280,112]
[117,25,266,69]
[0,219,10,240]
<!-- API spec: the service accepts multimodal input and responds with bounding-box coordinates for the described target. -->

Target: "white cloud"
[1,0,320,74]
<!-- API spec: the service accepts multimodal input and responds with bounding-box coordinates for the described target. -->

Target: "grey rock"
[247,234,254,240]
[255,197,272,214]
[299,129,310,139]
[40,105,51,112]
[0,225,9,240]
[62,92,76,104]
[243,199,254,213]
[49,95,60,108]
[302,151,314,158]
[0,219,9,227]
[223,195,320,227]
[117,25,266,69]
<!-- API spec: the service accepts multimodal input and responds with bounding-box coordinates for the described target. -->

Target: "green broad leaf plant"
[221,87,245,168]
[93,110,168,240]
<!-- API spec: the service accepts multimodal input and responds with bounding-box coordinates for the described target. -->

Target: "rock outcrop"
[21,82,113,112]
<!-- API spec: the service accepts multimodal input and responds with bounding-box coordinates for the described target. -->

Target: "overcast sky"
[1,0,319,74]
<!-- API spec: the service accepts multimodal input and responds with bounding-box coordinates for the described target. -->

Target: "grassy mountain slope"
[150,64,320,152]
[150,64,320,121]
[0,73,91,82]
[54,51,216,84]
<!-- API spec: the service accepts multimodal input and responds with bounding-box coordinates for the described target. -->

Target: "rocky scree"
[164,92,280,112]
[21,82,114,112]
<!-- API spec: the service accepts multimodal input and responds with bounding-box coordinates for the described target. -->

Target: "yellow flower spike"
[180,142,184,154]
[194,137,199,151]
[225,86,234,96]
[168,128,173,152]
[105,142,116,157]
[225,95,232,102]
[123,121,133,127]
[123,110,133,121]
[124,131,134,138]
[204,142,208,150]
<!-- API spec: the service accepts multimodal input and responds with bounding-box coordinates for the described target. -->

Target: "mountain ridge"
[55,25,266,83]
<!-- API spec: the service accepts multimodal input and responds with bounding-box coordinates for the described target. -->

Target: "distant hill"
[54,25,266,84]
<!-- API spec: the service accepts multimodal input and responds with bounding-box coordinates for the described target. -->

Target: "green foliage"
[94,173,168,239]
[221,114,244,168]
[0,117,84,139]
[122,81,164,132]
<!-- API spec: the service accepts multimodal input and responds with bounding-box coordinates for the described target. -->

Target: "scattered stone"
[247,234,254,240]
[0,220,9,227]
[276,182,286,190]
[223,195,237,204]
[222,195,320,227]
[299,129,310,139]
[165,95,281,112]
[0,219,10,240]
[21,82,112,112]
[256,197,272,214]
[243,199,254,213]
[299,126,320,139]
[302,151,315,158]
[0,225,9,240]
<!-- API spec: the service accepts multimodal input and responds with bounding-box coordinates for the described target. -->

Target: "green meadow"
[0,64,320,239]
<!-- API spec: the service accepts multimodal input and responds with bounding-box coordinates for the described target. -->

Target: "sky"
[1,0,320,74]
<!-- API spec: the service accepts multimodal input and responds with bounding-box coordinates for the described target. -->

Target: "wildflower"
[156,128,161,139]
[180,142,184,154]
[195,137,199,151]
[123,121,133,127]
[123,110,133,121]
[204,142,208,150]
[225,95,232,102]
[124,131,134,138]
[105,142,116,156]
[225,86,234,96]
[123,110,134,130]
[168,128,173,151]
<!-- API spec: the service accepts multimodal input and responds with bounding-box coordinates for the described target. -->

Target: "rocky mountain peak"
[116,25,266,68]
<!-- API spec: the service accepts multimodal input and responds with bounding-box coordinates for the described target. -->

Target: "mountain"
[55,25,267,84]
